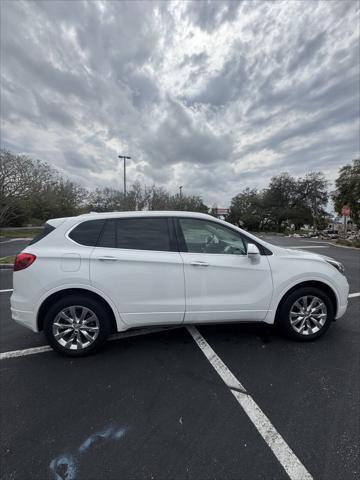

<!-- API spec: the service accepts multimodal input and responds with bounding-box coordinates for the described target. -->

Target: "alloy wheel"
[289,295,327,336]
[52,305,100,350]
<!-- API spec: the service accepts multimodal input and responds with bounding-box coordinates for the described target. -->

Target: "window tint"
[29,223,55,245]
[69,220,105,246]
[98,218,171,251]
[179,219,247,255]
[98,219,116,248]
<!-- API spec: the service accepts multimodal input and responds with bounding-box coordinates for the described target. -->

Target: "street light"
[118,155,131,197]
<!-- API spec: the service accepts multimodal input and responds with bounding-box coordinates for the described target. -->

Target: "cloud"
[141,98,233,166]
[183,0,242,32]
[0,0,359,207]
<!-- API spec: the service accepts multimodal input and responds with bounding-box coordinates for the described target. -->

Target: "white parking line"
[0,345,53,359]
[0,289,13,293]
[187,325,312,480]
[287,246,328,249]
[0,326,181,360]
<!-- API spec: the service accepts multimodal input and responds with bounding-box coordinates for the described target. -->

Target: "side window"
[68,220,105,246]
[179,219,247,255]
[98,218,171,252]
[29,223,55,245]
[98,219,116,248]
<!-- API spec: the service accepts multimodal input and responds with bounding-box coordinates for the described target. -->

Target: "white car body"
[11,211,349,336]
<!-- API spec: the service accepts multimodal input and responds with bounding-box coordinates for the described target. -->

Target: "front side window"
[98,218,171,251]
[179,219,247,255]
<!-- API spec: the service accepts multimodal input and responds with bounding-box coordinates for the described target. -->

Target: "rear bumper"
[10,294,38,332]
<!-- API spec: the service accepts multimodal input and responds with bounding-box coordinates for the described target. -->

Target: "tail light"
[14,253,36,271]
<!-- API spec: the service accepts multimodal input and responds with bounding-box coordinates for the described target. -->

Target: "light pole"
[118,155,131,197]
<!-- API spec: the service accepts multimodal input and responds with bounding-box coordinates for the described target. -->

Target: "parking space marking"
[287,246,328,249]
[0,326,181,360]
[0,345,52,359]
[0,289,13,293]
[187,325,313,480]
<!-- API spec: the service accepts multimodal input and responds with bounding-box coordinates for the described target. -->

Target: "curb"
[0,238,32,244]
[326,242,359,251]
[298,239,360,251]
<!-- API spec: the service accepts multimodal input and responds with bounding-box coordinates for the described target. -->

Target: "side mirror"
[247,243,260,258]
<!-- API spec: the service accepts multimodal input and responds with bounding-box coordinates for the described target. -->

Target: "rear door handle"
[97,256,119,262]
[190,261,209,267]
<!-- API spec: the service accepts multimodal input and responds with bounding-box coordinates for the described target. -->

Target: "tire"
[277,287,334,341]
[43,295,112,357]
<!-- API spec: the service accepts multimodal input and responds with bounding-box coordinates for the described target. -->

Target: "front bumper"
[335,276,349,320]
[335,301,348,320]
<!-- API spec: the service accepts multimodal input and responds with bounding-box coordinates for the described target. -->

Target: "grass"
[336,238,360,249]
[0,228,40,239]
[0,256,15,265]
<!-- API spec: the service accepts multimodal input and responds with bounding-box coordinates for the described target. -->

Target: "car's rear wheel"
[43,295,111,356]
[277,287,334,341]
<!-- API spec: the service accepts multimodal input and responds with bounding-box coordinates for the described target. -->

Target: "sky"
[1,0,359,207]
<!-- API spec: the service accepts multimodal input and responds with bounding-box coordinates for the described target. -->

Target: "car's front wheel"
[43,295,111,356]
[277,287,334,341]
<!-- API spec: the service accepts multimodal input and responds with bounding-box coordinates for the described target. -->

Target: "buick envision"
[11,211,349,356]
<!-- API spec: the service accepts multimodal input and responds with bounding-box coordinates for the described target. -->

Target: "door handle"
[190,261,209,267]
[97,256,119,262]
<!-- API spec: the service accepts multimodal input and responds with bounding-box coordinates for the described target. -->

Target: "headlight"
[326,259,345,275]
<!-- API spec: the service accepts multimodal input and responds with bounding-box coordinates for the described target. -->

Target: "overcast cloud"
[1,0,359,206]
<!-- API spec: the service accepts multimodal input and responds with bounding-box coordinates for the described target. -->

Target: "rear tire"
[43,295,111,357]
[277,287,334,341]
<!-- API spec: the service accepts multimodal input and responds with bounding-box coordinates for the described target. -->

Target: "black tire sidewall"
[277,287,334,341]
[43,295,111,356]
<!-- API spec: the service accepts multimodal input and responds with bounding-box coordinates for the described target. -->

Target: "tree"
[332,159,360,224]
[228,172,329,232]
[87,188,126,212]
[170,193,208,213]
[227,188,264,230]
[86,183,209,214]
[262,173,303,231]
[297,172,328,228]
[0,149,89,226]
[0,149,53,226]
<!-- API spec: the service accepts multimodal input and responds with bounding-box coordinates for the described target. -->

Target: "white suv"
[11,211,349,356]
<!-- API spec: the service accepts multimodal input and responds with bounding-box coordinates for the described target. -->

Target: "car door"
[177,218,273,323]
[89,217,185,326]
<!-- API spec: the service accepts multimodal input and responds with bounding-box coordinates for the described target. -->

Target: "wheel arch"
[37,288,119,333]
[274,280,338,323]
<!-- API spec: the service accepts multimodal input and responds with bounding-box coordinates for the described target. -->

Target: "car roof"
[73,211,216,221]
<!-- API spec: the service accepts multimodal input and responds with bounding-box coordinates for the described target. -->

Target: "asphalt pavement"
[0,236,359,480]
[0,239,30,259]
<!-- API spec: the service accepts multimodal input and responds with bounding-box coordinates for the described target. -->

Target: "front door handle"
[97,256,118,262]
[190,261,209,267]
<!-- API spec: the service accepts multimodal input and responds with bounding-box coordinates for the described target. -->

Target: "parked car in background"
[11,211,349,356]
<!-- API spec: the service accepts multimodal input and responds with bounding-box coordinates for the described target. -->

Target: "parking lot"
[0,236,359,480]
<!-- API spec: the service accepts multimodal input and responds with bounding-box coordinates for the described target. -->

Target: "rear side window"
[29,223,55,245]
[69,220,105,246]
[98,218,171,251]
